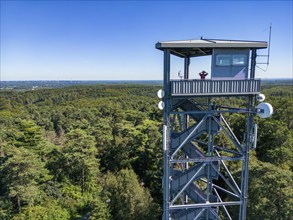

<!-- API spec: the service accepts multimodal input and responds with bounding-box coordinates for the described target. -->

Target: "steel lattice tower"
[156,39,271,220]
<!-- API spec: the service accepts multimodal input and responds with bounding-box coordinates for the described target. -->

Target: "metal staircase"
[169,100,221,219]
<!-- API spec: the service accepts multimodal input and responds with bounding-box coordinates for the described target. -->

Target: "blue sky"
[1,0,292,80]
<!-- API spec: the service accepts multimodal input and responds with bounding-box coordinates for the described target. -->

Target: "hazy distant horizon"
[1,78,291,91]
[1,78,292,82]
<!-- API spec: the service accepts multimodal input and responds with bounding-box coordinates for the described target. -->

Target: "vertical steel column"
[240,49,257,220]
[206,100,213,220]
[184,57,190,79]
[250,49,257,79]
[240,96,253,220]
[163,49,171,220]
[182,57,190,129]
[183,57,190,204]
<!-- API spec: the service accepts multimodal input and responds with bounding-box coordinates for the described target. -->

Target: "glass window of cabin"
[216,55,231,66]
[232,54,246,66]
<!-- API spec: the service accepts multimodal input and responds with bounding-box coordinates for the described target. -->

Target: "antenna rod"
[267,23,272,65]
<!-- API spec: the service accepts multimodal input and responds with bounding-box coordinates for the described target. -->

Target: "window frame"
[232,54,247,66]
[216,54,231,66]
[216,54,247,67]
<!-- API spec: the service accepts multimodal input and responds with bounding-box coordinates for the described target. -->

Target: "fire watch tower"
[156,39,273,220]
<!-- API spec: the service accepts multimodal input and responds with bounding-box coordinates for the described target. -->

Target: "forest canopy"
[0,84,292,219]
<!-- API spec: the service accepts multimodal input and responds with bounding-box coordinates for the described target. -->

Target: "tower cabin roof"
[156,39,268,58]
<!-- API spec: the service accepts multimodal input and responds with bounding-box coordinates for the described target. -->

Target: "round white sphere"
[158,101,165,110]
[257,102,273,118]
[256,93,266,102]
[157,89,165,99]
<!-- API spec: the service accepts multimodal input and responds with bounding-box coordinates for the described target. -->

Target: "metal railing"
[171,79,261,96]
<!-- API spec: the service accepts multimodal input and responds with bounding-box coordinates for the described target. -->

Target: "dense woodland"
[0,84,292,220]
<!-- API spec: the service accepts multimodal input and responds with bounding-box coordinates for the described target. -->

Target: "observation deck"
[171,79,261,97]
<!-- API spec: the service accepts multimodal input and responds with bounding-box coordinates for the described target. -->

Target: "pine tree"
[0,147,51,213]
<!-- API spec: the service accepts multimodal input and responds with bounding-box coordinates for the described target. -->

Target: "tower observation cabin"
[156,39,272,220]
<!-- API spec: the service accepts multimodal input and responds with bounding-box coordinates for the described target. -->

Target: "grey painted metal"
[212,116,243,153]
[163,125,167,151]
[210,162,240,196]
[163,49,171,220]
[209,182,240,199]
[171,116,207,158]
[239,48,257,220]
[173,99,205,121]
[253,124,258,149]
[214,188,232,220]
[171,79,261,96]
[213,145,242,156]
[184,57,190,79]
[170,156,243,163]
[162,98,256,219]
[250,49,257,79]
[171,109,256,115]
[171,163,218,192]
[157,39,265,220]
[240,95,254,220]
[170,201,242,209]
[194,209,206,220]
[215,150,241,194]
[211,49,250,79]
[206,102,213,220]
[180,142,205,159]
[220,115,242,148]
[171,164,206,205]
[209,208,222,220]
[182,59,190,205]
[156,39,267,58]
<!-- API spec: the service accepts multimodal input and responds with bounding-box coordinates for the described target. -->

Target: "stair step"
[171,162,220,192]
[185,184,205,203]
[171,117,221,153]
[171,122,206,151]
[181,142,205,158]
[178,99,205,121]
[172,208,217,220]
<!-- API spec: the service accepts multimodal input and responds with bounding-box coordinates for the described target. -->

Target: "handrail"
[171,79,261,96]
